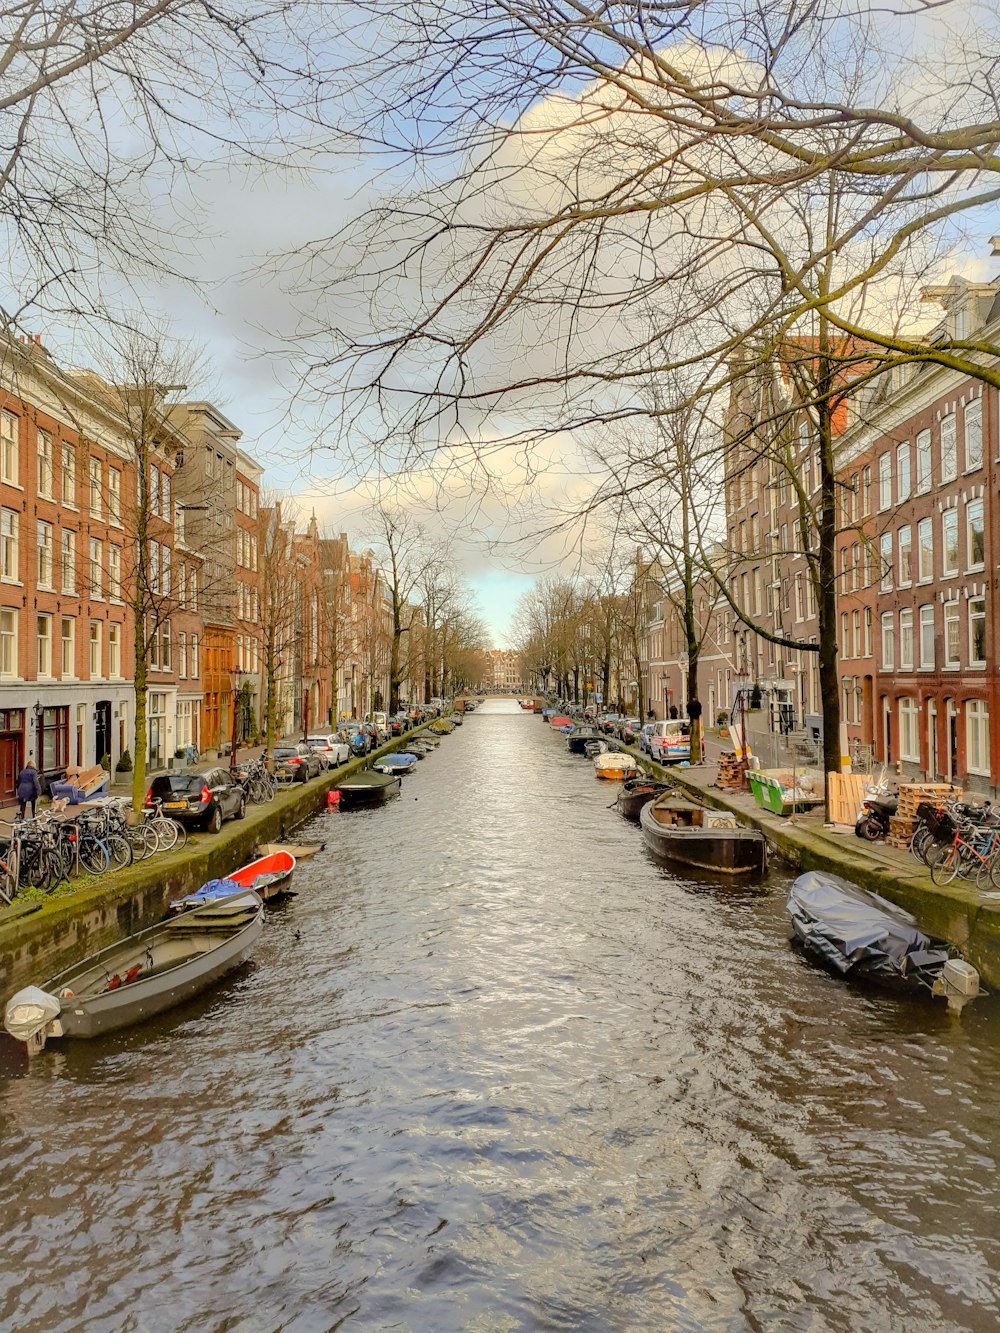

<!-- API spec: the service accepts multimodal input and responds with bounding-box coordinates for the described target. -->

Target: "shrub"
[116,749,133,772]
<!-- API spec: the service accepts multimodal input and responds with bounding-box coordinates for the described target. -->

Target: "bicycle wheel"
[78,836,110,875]
[169,819,188,851]
[152,818,179,852]
[105,833,133,871]
[129,823,159,859]
[930,845,962,885]
[909,828,932,863]
[957,845,980,881]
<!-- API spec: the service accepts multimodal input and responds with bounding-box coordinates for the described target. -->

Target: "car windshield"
[306,737,329,746]
[274,747,297,758]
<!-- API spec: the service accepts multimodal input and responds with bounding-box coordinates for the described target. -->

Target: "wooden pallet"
[827,772,867,826]
[716,752,744,788]
[896,783,962,821]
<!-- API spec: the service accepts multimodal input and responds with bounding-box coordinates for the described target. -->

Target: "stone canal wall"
[635,750,1000,988]
[0,727,441,998]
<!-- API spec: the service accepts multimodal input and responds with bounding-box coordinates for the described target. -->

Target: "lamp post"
[229,670,249,776]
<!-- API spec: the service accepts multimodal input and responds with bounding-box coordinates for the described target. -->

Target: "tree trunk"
[131,648,148,812]
[817,392,842,816]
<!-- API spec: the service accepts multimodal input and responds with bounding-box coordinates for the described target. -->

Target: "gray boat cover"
[787,871,928,976]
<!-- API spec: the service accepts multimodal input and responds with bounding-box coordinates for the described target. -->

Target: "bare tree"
[252,494,301,760]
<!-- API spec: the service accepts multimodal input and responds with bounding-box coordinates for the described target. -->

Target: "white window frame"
[966,498,985,571]
[1,508,18,582]
[108,467,121,524]
[1,411,18,485]
[61,529,75,593]
[966,700,990,775]
[879,532,893,592]
[881,611,895,670]
[915,429,931,493]
[916,517,933,583]
[968,597,986,667]
[878,453,892,510]
[37,430,53,497]
[60,616,75,677]
[37,520,53,589]
[61,443,75,507]
[964,398,983,472]
[37,612,52,677]
[89,538,103,598]
[89,458,102,516]
[899,608,913,670]
[942,509,959,576]
[898,524,912,587]
[919,604,935,670]
[108,622,121,678]
[896,442,911,501]
[0,607,17,678]
[940,414,957,482]
[898,697,920,762]
[944,601,960,668]
[89,621,101,678]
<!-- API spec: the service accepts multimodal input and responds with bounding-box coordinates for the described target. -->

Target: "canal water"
[1,701,998,1332]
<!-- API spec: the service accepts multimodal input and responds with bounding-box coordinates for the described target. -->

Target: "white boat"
[593,752,639,780]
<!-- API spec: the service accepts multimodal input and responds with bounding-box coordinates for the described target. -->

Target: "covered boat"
[549,714,573,731]
[373,752,418,775]
[4,891,264,1052]
[640,794,767,875]
[257,841,324,858]
[336,769,402,808]
[787,872,981,1011]
[593,752,639,780]
[617,775,672,820]
[171,851,296,909]
[567,724,602,755]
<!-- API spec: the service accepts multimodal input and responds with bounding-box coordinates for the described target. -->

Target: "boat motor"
[4,985,63,1053]
[933,959,983,1014]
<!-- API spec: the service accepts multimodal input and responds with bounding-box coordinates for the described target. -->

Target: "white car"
[306,733,351,767]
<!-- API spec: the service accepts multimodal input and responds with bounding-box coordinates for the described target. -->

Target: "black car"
[273,743,324,781]
[146,767,246,833]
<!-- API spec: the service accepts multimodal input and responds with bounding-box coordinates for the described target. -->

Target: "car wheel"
[235,796,246,820]
[206,805,223,834]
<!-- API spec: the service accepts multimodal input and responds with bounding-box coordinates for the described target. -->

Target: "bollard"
[327,790,341,810]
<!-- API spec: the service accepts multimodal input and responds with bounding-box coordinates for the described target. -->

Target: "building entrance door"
[944,699,957,783]
[95,701,111,765]
[927,699,938,779]
[0,735,19,803]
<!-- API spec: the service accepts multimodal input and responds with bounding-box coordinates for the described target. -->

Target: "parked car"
[273,743,323,782]
[306,734,351,767]
[619,718,643,745]
[639,723,655,754]
[146,766,246,833]
[599,713,620,734]
[388,714,406,737]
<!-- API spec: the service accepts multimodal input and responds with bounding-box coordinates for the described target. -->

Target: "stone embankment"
[0,727,440,998]
[628,745,1000,987]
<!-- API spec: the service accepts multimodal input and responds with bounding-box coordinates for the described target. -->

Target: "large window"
[964,399,983,471]
[919,605,935,669]
[916,517,933,582]
[36,521,53,588]
[89,538,102,597]
[37,613,52,677]
[915,429,931,492]
[89,622,101,678]
[1,411,18,484]
[944,601,960,667]
[861,465,871,514]
[852,609,861,659]
[39,705,68,770]
[878,453,892,509]
[108,622,121,678]
[896,443,911,500]
[1,509,18,581]
[190,633,199,677]
[942,509,959,575]
[0,609,17,678]
[969,597,986,666]
[899,697,919,762]
[940,414,957,481]
[61,529,75,593]
[881,612,895,669]
[898,524,912,585]
[61,444,75,506]
[966,498,985,569]
[899,608,914,670]
[864,607,872,658]
[89,458,102,516]
[967,700,990,775]
[879,532,893,591]
[60,616,75,676]
[178,630,187,678]
[108,468,121,523]
[37,431,53,497]
[161,471,171,520]
[108,545,121,599]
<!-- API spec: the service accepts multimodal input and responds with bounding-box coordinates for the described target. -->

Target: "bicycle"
[929,820,1000,888]
[146,799,188,853]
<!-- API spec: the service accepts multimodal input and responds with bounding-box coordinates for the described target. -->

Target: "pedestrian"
[16,759,41,820]
[669,705,679,720]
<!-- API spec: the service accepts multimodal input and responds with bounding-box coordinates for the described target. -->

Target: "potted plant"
[115,749,132,773]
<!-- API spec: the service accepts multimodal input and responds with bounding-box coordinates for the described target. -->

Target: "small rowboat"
[640,794,766,875]
[593,752,639,780]
[336,769,401,808]
[257,842,324,859]
[4,891,264,1052]
[374,753,417,775]
[567,724,602,754]
[171,851,296,909]
[617,776,672,820]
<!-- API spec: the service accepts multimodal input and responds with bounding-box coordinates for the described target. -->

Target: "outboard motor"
[933,959,982,1014]
[4,985,62,1053]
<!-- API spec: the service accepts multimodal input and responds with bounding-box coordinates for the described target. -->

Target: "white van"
[649,719,691,764]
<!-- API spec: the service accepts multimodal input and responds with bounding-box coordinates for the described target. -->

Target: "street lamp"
[229,670,250,776]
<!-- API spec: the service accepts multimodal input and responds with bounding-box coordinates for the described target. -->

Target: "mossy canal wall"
[0,727,441,998]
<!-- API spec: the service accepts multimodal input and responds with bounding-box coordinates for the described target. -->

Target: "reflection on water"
[1,702,998,1331]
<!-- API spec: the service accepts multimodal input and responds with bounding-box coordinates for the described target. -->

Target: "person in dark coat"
[16,759,41,819]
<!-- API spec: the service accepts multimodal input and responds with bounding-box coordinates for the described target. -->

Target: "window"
[1,509,18,581]
[108,622,120,678]
[964,399,983,471]
[879,532,893,591]
[841,611,849,658]
[61,529,75,592]
[60,616,74,676]
[899,698,919,762]
[919,605,935,669]
[940,414,957,482]
[189,569,197,611]
[839,548,848,593]
[917,517,933,583]
[150,467,160,515]
[61,444,75,506]
[863,606,872,658]
[251,536,257,571]
[0,608,16,677]
[190,633,199,677]
[39,705,68,769]
[161,546,170,597]
[108,468,121,523]
[178,630,187,678]
[89,538,102,597]
[1,411,18,483]
[944,602,960,667]
[850,475,858,523]
[969,597,986,666]
[89,622,101,677]
[37,613,52,676]
[881,612,895,669]
[915,429,931,493]
[966,498,985,569]
[161,622,171,671]
[89,458,102,515]
[898,524,912,585]
[852,609,861,659]
[861,465,871,515]
[108,545,121,599]
[851,542,860,591]
[37,521,53,587]
[878,453,892,509]
[161,471,171,520]
[942,509,959,575]
[967,700,990,775]
[150,539,159,592]
[37,431,53,497]
[899,608,913,669]
[897,443,911,500]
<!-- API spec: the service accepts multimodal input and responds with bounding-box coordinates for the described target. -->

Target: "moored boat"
[567,724,601,754]
[171,851,296,909]
[787,871,982,1012]
[374,752,418,775]
[257,841,324,858]
[4,891,264,1052]
[617,775,672,820]
[593,751,639,780]
[640,794,767,875]
[336,769,402,808]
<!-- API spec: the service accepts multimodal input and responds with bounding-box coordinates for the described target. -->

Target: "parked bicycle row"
[907,796,1000,888]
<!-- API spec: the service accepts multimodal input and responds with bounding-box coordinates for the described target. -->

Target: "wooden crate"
[716,752,745,788]
[896,783,962,821]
